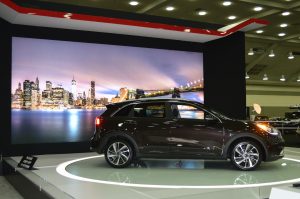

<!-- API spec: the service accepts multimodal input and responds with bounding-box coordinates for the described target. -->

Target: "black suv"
[90,98,284,171]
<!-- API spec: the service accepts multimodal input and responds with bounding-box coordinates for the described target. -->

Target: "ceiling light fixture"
[129,1,139,6]
[278,33,286,37]
[166,6,175,11]
[253,6,263,11]
[288,52,294,59]
[222,1,232,6]
[263,74,268,81]
[228,15,236,20]
[280,75,286,81]
[198,10,207,15]
[248,48,254,55]
[281,11,290,16]
[245,73,250,79]
[280,23,288,28]
[269,50,275,57]
[256,30,264,34]
[297,75,300,82]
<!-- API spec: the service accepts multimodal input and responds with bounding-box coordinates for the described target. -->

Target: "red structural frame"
[0,0,269,37]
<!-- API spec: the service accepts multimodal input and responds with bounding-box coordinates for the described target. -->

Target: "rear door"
[132,102,172,155]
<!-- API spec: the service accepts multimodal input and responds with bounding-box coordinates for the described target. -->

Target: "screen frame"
[2,21,205,155]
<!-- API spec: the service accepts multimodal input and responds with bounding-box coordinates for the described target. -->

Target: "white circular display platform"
[56,155,300,189]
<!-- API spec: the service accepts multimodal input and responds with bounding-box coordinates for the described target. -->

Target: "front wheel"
[104,140,133,168]
[230,141,262,171]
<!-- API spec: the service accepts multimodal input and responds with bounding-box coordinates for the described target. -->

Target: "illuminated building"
[36,76,40,92]
[46,81,52,91]
[52,87,64,105]
[31,89,38,108]
[71,76,77,100]
[23,80,31,108]
[91,81,95,105]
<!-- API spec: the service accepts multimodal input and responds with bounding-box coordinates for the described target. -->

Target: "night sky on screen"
[12,37,203,99]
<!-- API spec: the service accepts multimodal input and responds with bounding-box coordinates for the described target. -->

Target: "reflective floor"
[11,147,300,199]
[64,156,300,187]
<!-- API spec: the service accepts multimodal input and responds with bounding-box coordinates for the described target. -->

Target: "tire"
[230,141,262,171]
[104,139,133,168]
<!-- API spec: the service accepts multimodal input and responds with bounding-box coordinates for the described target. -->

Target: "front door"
[169,103,224,158]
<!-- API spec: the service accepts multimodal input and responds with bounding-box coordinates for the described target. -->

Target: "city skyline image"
[11,37,204,144]
[12,37,204,103]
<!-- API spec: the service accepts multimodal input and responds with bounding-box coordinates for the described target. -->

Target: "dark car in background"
[90,98,284,171]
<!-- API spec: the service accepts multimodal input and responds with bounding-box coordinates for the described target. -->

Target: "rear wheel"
[230,141,262,171]
[104,140,133,168]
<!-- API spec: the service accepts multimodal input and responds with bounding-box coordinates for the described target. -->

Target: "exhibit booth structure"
[0,0,300,198]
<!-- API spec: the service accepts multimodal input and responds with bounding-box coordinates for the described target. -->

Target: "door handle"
[124,120,137,125]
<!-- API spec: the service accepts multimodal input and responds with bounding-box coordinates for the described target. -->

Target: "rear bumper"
[90,132,100,152]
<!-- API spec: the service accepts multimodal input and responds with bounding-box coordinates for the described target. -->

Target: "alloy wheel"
[106,141,131,166]
[232,142,260,170]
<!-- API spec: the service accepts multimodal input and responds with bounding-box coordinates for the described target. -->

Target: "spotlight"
[256,30,264,34]
[297,76,300,82]
[248,48,254,55]
[288,52,294,59]
[129,1,139,6]
[263,74,268,81]
[228,15,236,20]
[281,11,290,16]
[280,23,288,28]
[245,73,250,79]
[253,6,263,11]
[198,10,207,15]
[166,6,175,11]
[268,50,275,57]
[280,75,286,81]
[278,33,286,37]
[222,1,232,6]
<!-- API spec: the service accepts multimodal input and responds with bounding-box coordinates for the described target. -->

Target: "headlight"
[256,123,279,135]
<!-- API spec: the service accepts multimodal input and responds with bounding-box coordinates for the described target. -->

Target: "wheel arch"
[223,134,268,161]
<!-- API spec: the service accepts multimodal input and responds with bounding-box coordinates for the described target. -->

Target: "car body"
[90,98,284,170]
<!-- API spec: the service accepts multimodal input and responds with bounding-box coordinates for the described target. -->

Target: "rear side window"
[114,105,133,117]
[134,103,166,118]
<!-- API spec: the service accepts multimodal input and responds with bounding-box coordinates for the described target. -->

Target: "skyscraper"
[91,81,95,105]
[71,76,77,100]
[36,76,40,92]
[23,80,31,108]
[46,81,52,91]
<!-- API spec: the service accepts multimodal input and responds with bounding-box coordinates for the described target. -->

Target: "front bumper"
[265,143,285,161]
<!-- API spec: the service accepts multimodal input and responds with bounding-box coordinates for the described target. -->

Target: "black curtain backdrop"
[204,32,246,119]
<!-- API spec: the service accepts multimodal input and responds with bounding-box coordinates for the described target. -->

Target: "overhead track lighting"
[280,75,286,81]
[268,50,275,57]
[263,74,268,81]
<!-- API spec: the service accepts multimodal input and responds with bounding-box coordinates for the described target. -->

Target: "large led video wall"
[11,37,204,144]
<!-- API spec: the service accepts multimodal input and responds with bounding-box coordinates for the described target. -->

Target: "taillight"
[95,116,103,127]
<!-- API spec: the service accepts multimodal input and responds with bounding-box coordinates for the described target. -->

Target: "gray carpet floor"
[0,176,23,199]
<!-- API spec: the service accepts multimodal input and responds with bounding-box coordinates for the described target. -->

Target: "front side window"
[134,103,166,118]
[171,104,204,119]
